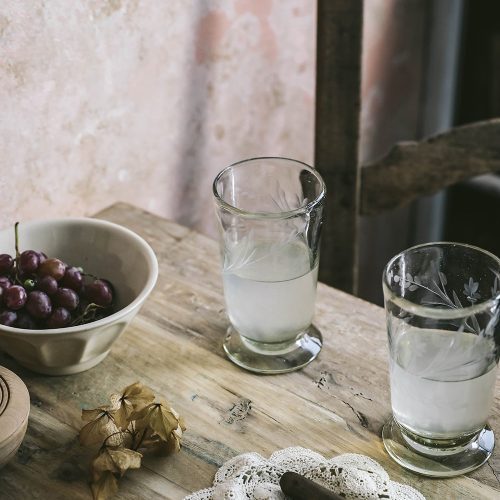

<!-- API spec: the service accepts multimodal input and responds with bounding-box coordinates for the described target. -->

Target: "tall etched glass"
[382,242,500,477]
[213,157,326,374]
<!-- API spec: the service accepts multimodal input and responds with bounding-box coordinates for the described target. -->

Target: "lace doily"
[185,447,425,500]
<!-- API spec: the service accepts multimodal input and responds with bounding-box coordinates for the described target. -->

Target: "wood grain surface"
[0,203,499,499]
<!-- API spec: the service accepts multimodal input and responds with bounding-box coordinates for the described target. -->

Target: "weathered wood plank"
[315,0,363,294]
[0,203,499,499]
[360,118,500,215]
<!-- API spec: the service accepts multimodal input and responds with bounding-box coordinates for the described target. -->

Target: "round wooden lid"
[0,366,30,468]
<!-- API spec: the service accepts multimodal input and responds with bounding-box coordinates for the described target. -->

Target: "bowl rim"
[0,217,158,336]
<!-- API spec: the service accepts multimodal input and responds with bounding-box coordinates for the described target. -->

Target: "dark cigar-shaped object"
[279,471,344,500]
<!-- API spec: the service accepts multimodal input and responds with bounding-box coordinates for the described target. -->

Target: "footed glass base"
[223,325,322,374]
[382,416,494,477]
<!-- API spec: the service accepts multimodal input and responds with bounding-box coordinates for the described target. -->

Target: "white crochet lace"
[184,447,425,500]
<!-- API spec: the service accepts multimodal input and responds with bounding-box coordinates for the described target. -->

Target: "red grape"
[26,291,52,319]
[53,287,79,311]
[4,285,28,310]
[38,258,66,281]
[37,252,47,264]
[60,266,83,292]
[0,254,13,274]
[46,307,71,328]
[85,279,113,307]
[19,250,40,274]
[0,310,17,326]
[37,275,58,295]
[0,276,11,290]
[15,312,37,330]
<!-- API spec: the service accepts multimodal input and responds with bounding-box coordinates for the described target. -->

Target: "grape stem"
[82,272,99,280]
[14,222,22,285]
[14,222,20,259]
[134,427,150,451]
[71,302,109,326]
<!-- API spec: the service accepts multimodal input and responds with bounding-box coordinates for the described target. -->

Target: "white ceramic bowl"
[0,218,158,375]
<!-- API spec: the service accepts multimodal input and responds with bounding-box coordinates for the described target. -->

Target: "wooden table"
[0,203,499,499]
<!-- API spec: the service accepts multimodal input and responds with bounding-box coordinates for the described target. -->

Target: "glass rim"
[212,156,326,219]
[382,241,500,319]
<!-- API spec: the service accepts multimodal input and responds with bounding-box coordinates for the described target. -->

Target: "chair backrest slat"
[360,118,500,215]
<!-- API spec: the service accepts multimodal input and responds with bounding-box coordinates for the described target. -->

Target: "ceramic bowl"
[0,218,158,375]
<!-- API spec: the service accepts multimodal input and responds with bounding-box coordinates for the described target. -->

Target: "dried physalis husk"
[80,383,185,500]
[131,400,186,456]
[133,401,184,438]
[92,446,142,480]
[90,471,118,500]
[80,409,122,447]
[148,424,185,456]
[110,382,155,430]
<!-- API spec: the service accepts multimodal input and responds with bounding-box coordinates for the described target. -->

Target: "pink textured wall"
[360,0,425,163]
[0,0,316,235]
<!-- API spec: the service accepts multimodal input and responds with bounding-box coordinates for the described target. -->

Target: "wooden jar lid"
[0,365,30,468]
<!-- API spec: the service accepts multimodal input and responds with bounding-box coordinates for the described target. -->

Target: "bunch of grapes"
[0,223,114,329]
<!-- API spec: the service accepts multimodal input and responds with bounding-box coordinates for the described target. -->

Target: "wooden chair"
[315,0,500,295]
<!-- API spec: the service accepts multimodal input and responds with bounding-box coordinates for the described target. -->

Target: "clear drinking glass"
[213,157,326,374]
[382,242,500,477]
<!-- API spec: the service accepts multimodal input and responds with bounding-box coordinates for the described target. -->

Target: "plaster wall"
[1,0,316,235]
